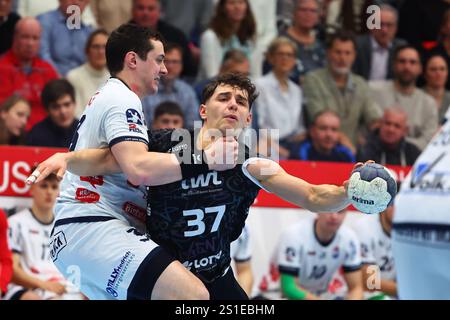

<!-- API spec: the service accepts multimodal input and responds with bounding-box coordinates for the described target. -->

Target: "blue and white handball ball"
[347,163,397,214]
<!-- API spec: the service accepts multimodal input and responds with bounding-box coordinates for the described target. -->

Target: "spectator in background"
[27,79,78,148]
[195,49,250,103]
[0,0,20,55]
[130,0,197,80]
[37,0,94,76]
[4,169,81,300]
[67,29,110,117]
[353,4,406,81]
[0,95,30,145]
[428,9,450,91]
[151,101,184,130]
[90,0,132,33]
[17,0,97,27]
[424,54,450,123]
[199,0,257,80]
[0,17,58,130]
[370,45,438,150]
[254,37,306,159]
[230,224,254,297]
[290,110,355,162]
[0,209,13,298]
[276,210,363,300]
[303,30,381,152]
[357,107,421,166]
[280,0,326,84]
[325,0,376,36]
[142,43,199,129]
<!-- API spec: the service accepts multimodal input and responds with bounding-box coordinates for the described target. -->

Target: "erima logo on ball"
[351,196,374,205]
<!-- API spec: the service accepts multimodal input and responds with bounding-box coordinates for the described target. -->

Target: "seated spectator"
[151,101,184,130]
[67,29,110,117]
[130,0,197,79]
[325,0,375,35]
[289,110,355,162]
[27,79,78,148]
[276,211,363,300]
[303,30,381,151]
[142,43,199,129]
[199,0,257,80]
[357,107,421,166]
[37,0,94,76]
[255,37,306,159]
[90,0,132,33]
[279,0,326,84]
[0,17,58,130]
[0,95,30,145]
[230,224,253,297]
[353,4,406,81]
[351,207,397,300]
[423,54,450,124]
[370,45,438,150]
[4,168,81,300]
[0,208,13,299]
[0,0,20,55]
[194,49,250,103]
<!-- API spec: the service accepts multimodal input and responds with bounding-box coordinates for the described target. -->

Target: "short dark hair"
[201,73,259,109]
[393,44,420,62]
[85,28,109,53]
[326,29,356,50]
[106,23,165,76]
[41,79,75,110]
[154,101,184,120]
[30,166,58,183]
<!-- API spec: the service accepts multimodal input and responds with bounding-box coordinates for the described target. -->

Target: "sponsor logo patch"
[75,188,100,203]
[80,175,104,189]
[122,202,146,223]
[126,108,143,125]
[50,231,67,262]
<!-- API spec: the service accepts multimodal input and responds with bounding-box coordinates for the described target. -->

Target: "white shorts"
[50,216,175,300]
[392,223,450,299]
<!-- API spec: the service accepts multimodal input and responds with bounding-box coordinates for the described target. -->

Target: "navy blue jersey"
[146,129,260,282]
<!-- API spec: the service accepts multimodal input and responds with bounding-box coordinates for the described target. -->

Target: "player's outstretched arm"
[245,158,351,213]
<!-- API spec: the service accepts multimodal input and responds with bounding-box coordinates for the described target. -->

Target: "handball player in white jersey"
[392,109,450,299]
[32,23,238,300]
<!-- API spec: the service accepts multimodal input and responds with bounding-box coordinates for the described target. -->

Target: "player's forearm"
[236,267,253,296]
[379,279,397,297]
[12,266,45,290]
[346,286,364,300]
[280,273,319,300]
[306,184,350,213]
[67,149,120,176]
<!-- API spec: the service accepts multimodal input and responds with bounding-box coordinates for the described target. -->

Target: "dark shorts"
[204,268,249,300]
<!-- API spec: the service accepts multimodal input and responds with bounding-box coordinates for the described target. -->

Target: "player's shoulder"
[8,208,32,225]
[95,78,141,107]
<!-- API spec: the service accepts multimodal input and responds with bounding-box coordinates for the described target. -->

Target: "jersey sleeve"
[277,228,301,276]
[232,226,252,263]
[147,129,178,152]
[342,230,362,273]
[7,217,23,254]
[104,102,149,148]
[241,157,272,193]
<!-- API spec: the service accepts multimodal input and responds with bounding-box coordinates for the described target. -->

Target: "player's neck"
[314,221,335,245]
[114,71,145,98]
[31,205,54,225]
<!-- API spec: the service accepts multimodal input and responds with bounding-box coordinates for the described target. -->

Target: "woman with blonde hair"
[0,95,30,145]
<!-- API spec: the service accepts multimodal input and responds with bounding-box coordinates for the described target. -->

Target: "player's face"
[317,211,346,233]
[138,39,167,95]
[30,179,60,211]
[152,114,184,129]
[1,100,30,136]
[200,84,252,134]
[48,94,76,129]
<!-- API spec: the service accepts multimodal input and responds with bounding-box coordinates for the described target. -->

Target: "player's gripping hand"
[25,152,69,185]
[204,136,239,171]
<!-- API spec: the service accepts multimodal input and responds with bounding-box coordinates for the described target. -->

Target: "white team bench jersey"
[276,218,362,296]
[230,224,251,263]
[352,215,395,281]
[394,114,450,226]
[57,78,149,226]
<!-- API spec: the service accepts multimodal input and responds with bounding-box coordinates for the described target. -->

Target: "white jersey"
[277,218,362,296]
[353,215,395,280]
[394,115,450,226]
[57,78,149,226]
[230,225,251,263]
[7,209,64,287]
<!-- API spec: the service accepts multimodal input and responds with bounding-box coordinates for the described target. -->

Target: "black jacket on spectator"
[26,117,78,149]
[353,35,407,80]
[0,12,20,55]
[356,130,421,166]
